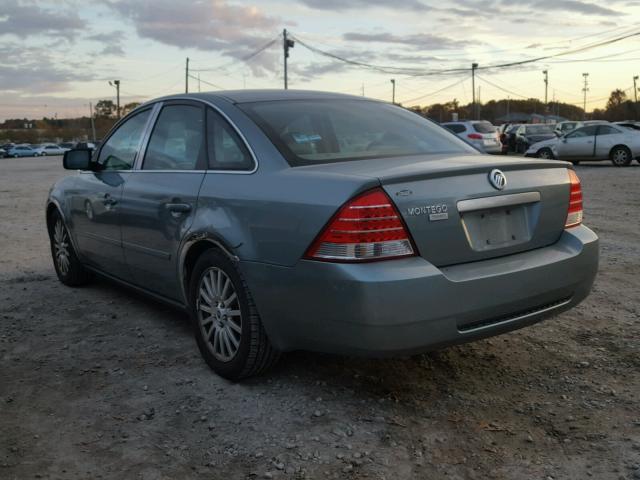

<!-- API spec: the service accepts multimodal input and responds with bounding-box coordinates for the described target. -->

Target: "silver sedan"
[526,123,640,166]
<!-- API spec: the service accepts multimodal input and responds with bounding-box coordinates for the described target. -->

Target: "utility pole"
[543,70,548,107]
[391,79,396,104]
[283,29,295,89]
[471,63,478,120]
[109,80,120,119]
[582,73,589,120]
[185,57,189,93]
[506,96,510,118]
[89,102,96,142]
[634,75,639,120]
[361,82,365,97]
[198,73,201,92]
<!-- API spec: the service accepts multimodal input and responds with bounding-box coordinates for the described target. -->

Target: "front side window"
[240,100,476,166]
[97,109,151,170]
[206,108,254,170]
[566,126,597,138]
[143,104,204,170]
[597,126,619,136]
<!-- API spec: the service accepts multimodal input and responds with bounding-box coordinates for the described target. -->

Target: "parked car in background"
[47,90,598,380]
[1,143,16,151]
[34,144,70,156]
[441,120,501,154]
[7,145,38,158]
[0,147,6,158]
[514,124,556,153]
[59,142,76,150]
[526,123,640,166]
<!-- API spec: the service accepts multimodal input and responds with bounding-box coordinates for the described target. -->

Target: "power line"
[399,75,469,104]
[188,74,225,90]
[190,35,281,73]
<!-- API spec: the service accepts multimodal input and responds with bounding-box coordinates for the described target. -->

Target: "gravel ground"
[1,156,639,480]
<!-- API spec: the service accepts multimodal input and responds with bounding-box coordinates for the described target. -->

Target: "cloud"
[0,0,83,39]
[500,0,622,16]
[87,31,126,56]
[343,32,473,50]
[105,0,282,74]
[297,0,430,11]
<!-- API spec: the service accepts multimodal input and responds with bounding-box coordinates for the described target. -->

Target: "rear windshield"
[239,100,476,165]
[525,124,554,134]
[472,121,496,134]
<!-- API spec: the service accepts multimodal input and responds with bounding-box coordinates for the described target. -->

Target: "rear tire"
[610,146,632,167]
[48,210,91,286]
[189,249,280,380]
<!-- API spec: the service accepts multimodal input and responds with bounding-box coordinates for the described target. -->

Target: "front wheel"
[189,250,280,380]
[611,146,632,167]
[537,148,554,159]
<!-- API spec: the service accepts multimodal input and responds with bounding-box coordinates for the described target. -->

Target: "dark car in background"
[514,124,556,153]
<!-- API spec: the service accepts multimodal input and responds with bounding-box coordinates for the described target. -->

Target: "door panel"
[69,172,129,278]
[594,126,623,159]
[556,126,597,159]
[120,102,206,299]
[120,173,204,298]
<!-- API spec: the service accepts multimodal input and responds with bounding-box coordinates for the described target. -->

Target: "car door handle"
[165,203,192,214]
[103,194,117,206]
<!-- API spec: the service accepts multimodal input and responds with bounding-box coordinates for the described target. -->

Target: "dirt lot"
[1,156,639,480]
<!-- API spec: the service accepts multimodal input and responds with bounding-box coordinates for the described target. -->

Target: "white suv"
[441,120,501,154]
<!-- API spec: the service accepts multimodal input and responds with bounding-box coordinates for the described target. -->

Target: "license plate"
[461,206,532,251]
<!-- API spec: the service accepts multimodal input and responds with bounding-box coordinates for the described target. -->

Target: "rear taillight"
[565,169,583,228]
[305,188,415,262]
[468,133,483,140]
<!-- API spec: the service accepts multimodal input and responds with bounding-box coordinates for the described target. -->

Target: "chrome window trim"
[134,102,163,170]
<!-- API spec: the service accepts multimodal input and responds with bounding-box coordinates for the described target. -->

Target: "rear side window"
[241,100,475,165]
[472,121,496,133]
[97,109,151,170]
[206,108,254,171]
[143,104,205,170]
[444,124,466,134]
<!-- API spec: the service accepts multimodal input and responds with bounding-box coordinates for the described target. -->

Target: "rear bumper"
[241,225,599,355]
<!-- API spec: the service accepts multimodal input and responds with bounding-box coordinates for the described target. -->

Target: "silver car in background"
[47,90,598,380]
[442,120,502,154]
[526,123,640,166]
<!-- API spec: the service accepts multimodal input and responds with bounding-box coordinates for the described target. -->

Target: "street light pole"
[582,73,589,120]
[89,102,96,142]
[634,75,639,120]
[391,79,396,104]
[471,63,478,120]
[543,70,548,107]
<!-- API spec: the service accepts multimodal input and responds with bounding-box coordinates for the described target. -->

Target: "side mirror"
[63,149,92,170]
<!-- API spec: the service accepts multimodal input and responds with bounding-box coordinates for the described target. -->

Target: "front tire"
[610,146,632,167]
[48,210,91,286]
[189,250,279,380]
[537,148,554,159]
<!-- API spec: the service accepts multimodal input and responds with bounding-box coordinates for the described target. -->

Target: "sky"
[1,0,640,120]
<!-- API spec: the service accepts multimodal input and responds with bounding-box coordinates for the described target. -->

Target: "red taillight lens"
[305,188,415,262]
[565,169,583,228]
[468,133,483,140]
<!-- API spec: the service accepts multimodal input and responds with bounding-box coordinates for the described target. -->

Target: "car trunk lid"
[298,154,571,266]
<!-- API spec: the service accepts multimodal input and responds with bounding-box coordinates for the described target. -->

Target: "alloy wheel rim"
[197,267,242,362]
[53,219,70,275]
[540,150,550,159]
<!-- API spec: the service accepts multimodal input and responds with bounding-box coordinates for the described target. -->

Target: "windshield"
[240,100,476,165]
[525,124,554,134]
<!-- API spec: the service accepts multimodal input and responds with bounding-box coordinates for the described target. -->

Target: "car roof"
[155,89,375,105]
